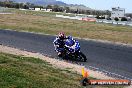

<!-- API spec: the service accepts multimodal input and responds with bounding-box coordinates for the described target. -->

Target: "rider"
[53,32,67,56]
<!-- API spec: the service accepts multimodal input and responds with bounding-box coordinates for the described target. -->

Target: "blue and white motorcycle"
[54,36,87,62]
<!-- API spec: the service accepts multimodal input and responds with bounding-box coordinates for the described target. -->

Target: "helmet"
[58,32,65,39]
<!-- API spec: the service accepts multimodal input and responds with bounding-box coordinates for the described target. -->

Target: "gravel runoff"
[0,45,131,88]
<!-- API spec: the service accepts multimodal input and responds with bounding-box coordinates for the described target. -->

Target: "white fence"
[56,14,96,22]
[56,14,82,20]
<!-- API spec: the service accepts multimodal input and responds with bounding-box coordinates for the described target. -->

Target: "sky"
[57,0,132,13]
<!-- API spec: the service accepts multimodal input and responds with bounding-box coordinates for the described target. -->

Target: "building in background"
[41,9,52,12]
[111,7,125,18]
[34,8,41,11]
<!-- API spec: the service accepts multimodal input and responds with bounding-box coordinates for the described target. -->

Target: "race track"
[0,29,132,80]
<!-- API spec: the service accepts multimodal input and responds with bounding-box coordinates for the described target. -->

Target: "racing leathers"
[53,36,67,56]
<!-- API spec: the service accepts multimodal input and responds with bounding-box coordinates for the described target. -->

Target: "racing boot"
[58,52,62,57]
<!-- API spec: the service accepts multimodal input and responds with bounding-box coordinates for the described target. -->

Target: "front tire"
[79,52,87,62]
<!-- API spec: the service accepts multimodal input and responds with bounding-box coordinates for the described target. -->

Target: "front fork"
[75,50,81,58]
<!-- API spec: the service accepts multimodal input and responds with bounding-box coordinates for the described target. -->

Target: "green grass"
[0,53,124,88]
[0,53,82,88]
[5,8,75,17]
[0,9,132,44]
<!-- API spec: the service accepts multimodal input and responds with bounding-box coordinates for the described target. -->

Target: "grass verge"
[0,9,132,44]
[0,52,124,88]
[0,52,81,88]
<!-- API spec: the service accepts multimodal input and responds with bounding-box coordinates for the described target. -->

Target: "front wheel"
[78,52,87,62]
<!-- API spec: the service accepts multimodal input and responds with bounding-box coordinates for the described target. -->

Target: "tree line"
[0,1,41,9]
[0,0,111,16]
[46,5,111,16]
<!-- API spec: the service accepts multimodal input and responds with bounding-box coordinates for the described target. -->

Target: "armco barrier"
[56,14,95,21]
[96,19,132,26]
[82,18,96,22]
[56,14,82,20]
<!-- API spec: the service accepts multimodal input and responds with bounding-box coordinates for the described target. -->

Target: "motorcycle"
[54,37,87,62]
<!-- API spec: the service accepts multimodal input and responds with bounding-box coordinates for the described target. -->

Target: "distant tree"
[95,11,100,15]
[86,10,91,15]
[80,10,86,14]
[106,10,111,16]
[0,1,4,7]
[26,2,30,6]
[74,9,79,14]
[18,3,23,8]
[95,15,100,19]
[52,5,58,12]
[59,7,65,12]
[101,16,105,19]
[23,4,29,9]
[68,9,76,13]
[4,0,11,7]
[91,10,96,15]
[121,17,127,21]
[114,17,119,21]
[15,3,19,9]
[46,5,52,9]
[64,6,70,13]
[106,17,112,20]
[30,4,35,8]
[126,13,132,18]
[34,5,43,8]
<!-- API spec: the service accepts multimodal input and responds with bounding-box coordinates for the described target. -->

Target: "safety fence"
[96,19,132,26]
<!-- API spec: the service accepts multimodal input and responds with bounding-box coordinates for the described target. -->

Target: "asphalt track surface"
[0,29,132,80]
